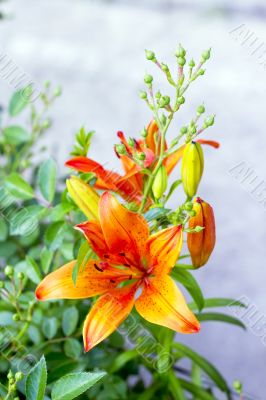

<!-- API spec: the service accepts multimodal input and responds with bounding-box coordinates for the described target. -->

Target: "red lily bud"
[187,197,216,268]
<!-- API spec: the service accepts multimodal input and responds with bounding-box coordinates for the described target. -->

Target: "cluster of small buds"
[6,370,24,398]
[115,132,152,168]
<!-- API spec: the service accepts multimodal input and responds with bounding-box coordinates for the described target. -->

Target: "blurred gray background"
[1,0,266,398]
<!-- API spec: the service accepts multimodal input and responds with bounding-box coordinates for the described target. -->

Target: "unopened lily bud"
[180,126,188,135]
[66,176,99,220]
[152,166,168,199]
[187,197,216,268]
[141,128,148,138]
[13,313,20,321]
[115,144,127,155]
[175,44,186,57]
[197,105,205,114]
[181,142,204,198]
[128,138,135,147]
[177,57,186,67]
[201,48,211,61]
[161,63,169,72]
[137,152,146,161]
[177,96,185,105]
[189,59,195,67]
[204,115,215,127]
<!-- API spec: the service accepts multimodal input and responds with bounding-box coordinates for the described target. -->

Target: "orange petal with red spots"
[83,282,137,351]
[135,275,200,334]
[147,225,183,275]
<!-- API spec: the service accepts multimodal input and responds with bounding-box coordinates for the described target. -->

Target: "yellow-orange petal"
[66,176,99,220]
[83,282,137,351]
[135,275,200,334]
[99,192,149,268]
[35,260,128,301]
[147,225,183,275]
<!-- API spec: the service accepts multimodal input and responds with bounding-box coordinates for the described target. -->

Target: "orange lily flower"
[36,192,200,351]
[65,121,219,204]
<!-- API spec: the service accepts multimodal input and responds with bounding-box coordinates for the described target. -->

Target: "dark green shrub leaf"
[64,338,82,359]
[42,317,58,339]
[40,247,53,274]
[62,307,79,336]
[44,221,67,251]
[0,218,8,241]
[51,371,107,400]
[25,355,47,400]
[38,158,57,203]
[189,297,247,311]
[5,173,34,200]
[26,256,42,284]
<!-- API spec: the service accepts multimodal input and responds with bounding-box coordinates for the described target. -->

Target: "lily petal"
[99,192,149,268]
[66,176,100,220]
[35,260,127,301]
[135,275,200,334]
[76,220,134,269]
[83,282,137,351]
[147,225,183,275]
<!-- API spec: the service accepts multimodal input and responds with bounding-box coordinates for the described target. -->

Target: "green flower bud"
[12,314,20,322]
[145,49,155,61]
[161,63,169,72]
[184,202,193,211]
[198,69,205,76]
[7,371,13,380]
[152,166,168,199]
[141,128,148,138]
[204,115,215,127]
[189,210,197,217]
[177,57,186,67]
[155,91,161,99]
[144,74,153,84]
[128,137,135,147]
[177,96,185,104]
[115,144,126,155]
[176,45,186,57]
[42,119,51,129]
[197,105,205,114]
[188,59,195,67]
[53,86,62,97]
[233,380,242,393]
[139,90,147,99]
[162,95,170,106]
[137,152,146,161]
[0,281,4,289]
[181,142,204,198]
[190,125,197,134]
[15,372,23,381]
[201,48,211,61]
[44,80,50,88]
[180,126,188,135]
[17,272,24,280]
[5,265,14,277]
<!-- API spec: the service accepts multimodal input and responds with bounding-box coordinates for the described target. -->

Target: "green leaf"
[42,317,58,339]
[51,371,107,400]
[168,370,186,400]
[64,338,82,359]
[174,343,229,393]
[8,86,31,116]
[40,247,53,274]
[109,349,138,373]
[0,311,14,326]
[38,158,57,203]
[0,218,8,241]
[144,207,170,222]
[189,297,247,311]
[44,221,67,251]
[165,179,182,203]
[0,241,17,259]
[26,256,42,284]
[172,269,204,311]
[197,312,246,329]
[26,355,47,400]
[10,205,43,236]
[62,307,79,336]
[3,125,30,145]
[179,379,215,400]
[5,173,34,200]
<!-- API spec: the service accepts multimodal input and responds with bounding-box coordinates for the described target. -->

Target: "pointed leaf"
[38,158,57,202]
[26,355,47,400]
[172,269,204,311]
